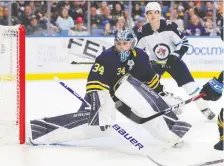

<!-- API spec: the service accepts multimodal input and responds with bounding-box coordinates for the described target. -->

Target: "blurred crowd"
[0,1,222,36]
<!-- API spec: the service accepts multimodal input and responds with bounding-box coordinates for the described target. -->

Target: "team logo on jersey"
[153,43,171,60]
[127,60,135,70]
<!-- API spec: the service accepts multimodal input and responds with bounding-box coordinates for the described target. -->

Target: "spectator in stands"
[194,1,206,19]
[205,1,213,11]
[64,1,71,10]
[90,6,102,28]
[203,8,213,20]
[56,7,74,33]
[50,1,58,23]
[33,1,47,16]
[28,1,37,15]
[216,0,223,37]
[19,6,32,27]
[101,6,116,27]
[172,9,184,31]
[101,19,113,36]
[69,17,87,36]
[113,16,127,33]
[0,7,8,25]
[96,2,108,15]
[188,7,195,20]
[132,16,145,35]
[204,18,215,36]
[70,1,86,20]
[111,3,123,18]
[18,1,26,12]
[187,1,195,9]
[186,14,207,36]
[185,7,204,27]
[74,17,87,31]
[26,15,44,35]
[139,1,146,13]
[132,3,144,21]
[123,10,134,27]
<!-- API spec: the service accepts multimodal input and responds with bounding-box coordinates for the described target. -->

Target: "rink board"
[24,36,223,80]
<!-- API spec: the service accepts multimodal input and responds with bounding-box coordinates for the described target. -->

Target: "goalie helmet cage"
[0,25,25,144]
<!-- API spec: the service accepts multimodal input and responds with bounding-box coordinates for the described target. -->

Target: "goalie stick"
[54,77,91,109]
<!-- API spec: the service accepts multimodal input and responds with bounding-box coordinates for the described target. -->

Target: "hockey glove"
[200,77,223,101]
[166,51,181,68]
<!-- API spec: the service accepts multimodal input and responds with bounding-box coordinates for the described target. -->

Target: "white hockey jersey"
[136,19,189,61]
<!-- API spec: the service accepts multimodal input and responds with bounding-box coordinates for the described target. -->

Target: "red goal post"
[0,25,25,144]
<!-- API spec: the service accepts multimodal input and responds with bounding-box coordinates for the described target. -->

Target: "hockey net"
[0,25,25,144]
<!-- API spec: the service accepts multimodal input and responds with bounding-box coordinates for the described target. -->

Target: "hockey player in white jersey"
[136,2,215,120]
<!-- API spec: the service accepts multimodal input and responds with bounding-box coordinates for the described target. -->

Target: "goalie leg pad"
[115,75,191,145]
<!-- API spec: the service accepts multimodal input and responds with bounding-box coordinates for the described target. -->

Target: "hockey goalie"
[29,29,194,150]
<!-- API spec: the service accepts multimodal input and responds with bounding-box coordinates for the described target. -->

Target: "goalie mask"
[114,29,137,62]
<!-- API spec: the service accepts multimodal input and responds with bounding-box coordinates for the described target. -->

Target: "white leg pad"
[115,76,182,145]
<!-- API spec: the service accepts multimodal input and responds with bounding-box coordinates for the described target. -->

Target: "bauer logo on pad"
[112,124,144,150]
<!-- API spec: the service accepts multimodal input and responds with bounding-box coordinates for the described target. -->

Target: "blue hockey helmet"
[114,29,137,62]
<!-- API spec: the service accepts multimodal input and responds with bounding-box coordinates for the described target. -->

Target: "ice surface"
[0,78,223,166]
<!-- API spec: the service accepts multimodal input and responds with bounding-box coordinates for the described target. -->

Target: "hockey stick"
[54,77,104,126]
[117,92,205,124]
[71,61,94,65]
[54,77,91,109]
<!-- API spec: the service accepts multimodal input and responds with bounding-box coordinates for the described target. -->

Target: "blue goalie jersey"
[86,46,162,96]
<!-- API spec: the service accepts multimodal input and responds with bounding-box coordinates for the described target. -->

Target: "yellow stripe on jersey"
[87,81,109,89]
[86,85,108,91]
[86,80,110,92]
[147,74,159,89]
[150,80,160,90]
[148,75,157,84]
[132,50,137,57]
